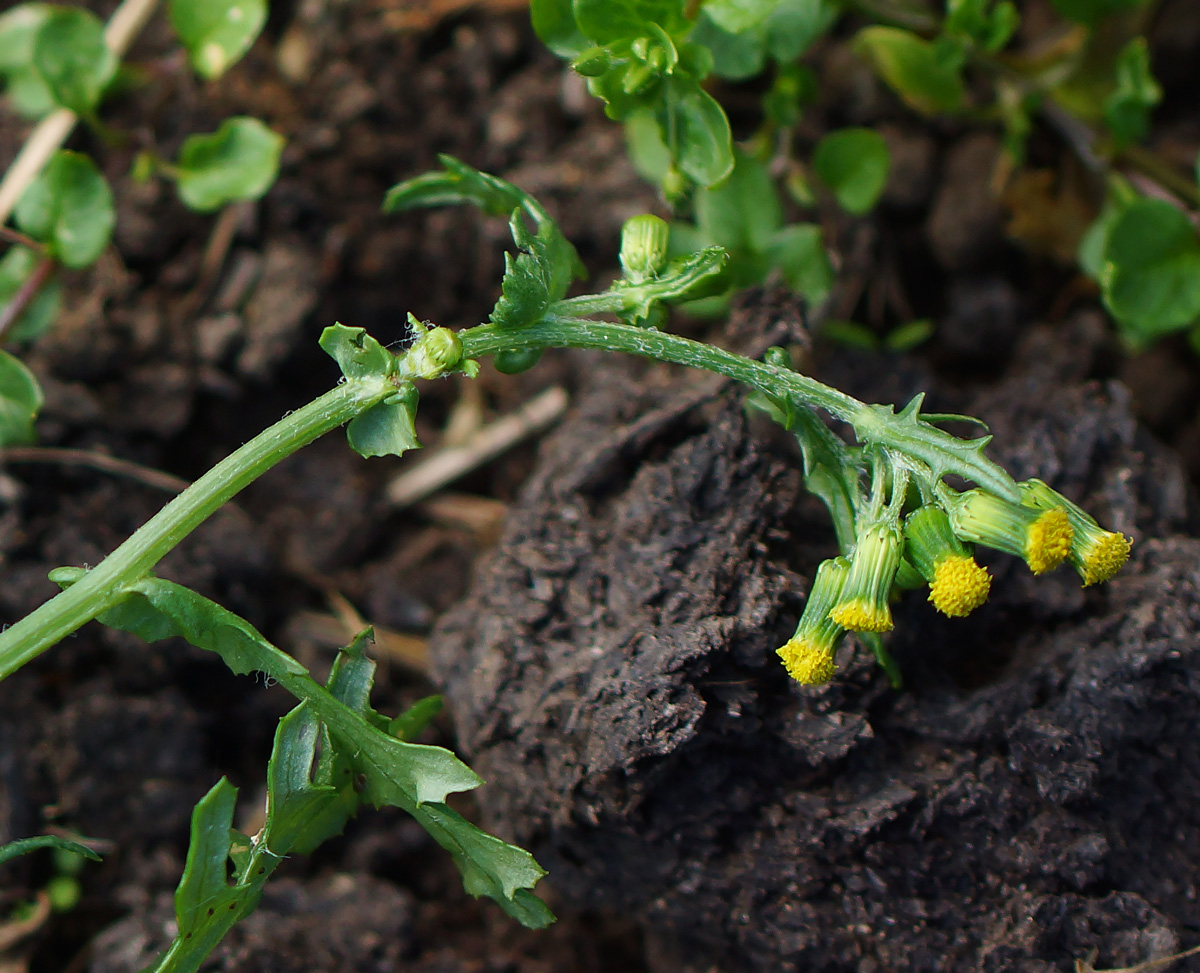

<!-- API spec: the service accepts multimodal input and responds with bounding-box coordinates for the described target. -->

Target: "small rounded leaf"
[168,0,267,79]
[30,6,115,114]
[0,349,44,446]
[14,150,114,268]
[812,128,891,215]
[175,117,284,213]
[852,27,966,114]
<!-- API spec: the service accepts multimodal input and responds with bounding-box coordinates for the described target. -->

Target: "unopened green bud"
[571,46,611,77]
[494,347,542,374]
[662,166,688,205]
[830,522,903,632]
[620,214,670,281]
[622,61,658,96]
[903,506,990,617]
[945,488,1073,575]
[777,557,849,685]
[407,325,463,380]
[1019,479,1131,585]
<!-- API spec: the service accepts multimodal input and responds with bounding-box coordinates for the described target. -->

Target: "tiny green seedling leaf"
[168,0,267,79]
[853,27,966,114]
[572,0,690,45]
[0,246,60,341]
[174,117,284,213]
[318,323,397,381]
[767,223,834,304]
[1103,37,1160,150]
[1100,197,1200,344]
[14,150,114,268]
[530,0,588,57]
[0,4,56,118]
[812,127,891,215]
[0,349,43,446]
[346,385,420,459]
[30,5,115,114]
[666,77,735,187]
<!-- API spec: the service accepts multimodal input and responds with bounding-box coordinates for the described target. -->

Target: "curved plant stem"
[0,374,392,679]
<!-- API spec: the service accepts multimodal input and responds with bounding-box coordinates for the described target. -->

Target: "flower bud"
[407,325,463,380]
[776,557,849,685]
[571,46,611,78]
[1019,479,1131,585]
[945,488,1073,575]
[619,214,670,281]
[829,522,903,632]
[903,505,990,617]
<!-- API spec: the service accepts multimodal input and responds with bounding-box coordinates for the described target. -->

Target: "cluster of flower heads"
[776,478,1132,685]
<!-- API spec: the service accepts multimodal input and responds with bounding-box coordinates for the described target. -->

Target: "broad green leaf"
[573,0,690,44]
[0,4,50,72]
[694,148,781,254]
[703,0,778,33]
[1103,37,1160,149]
[624,109,672,183]
[1049,0,1150,26]
[690,12,766,81]
[0,246,60,341]
[765,0,837,61]
[1077,193,1129,280]
[168,0,267,79]
[175,117,283,213]
[346,386,420,458]
[318,323,397,380]
[665,78,734,187]
[0,349,43,446]
[767,223,833,304]
[14,151,113,268]
[0,834,101,868]
[1101,198,1200,343]
[30,6,114,114]
[852,27,966,114]
[812,128,890,215]
[530,0,587,57]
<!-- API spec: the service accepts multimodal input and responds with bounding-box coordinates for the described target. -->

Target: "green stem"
[0,375,393,680]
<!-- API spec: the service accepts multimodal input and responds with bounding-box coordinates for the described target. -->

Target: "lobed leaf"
[14,150,114,268]
[174,117,284,213]
[168,0,267,79]
[0,349,43,447]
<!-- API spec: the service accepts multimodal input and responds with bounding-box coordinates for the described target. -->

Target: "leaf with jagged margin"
[383,156,585,329]
[61,575,554,926]
[854,394,1019,503]
[601,246,728,324]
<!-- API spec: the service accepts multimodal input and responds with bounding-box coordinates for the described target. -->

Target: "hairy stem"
[0,374,393,679]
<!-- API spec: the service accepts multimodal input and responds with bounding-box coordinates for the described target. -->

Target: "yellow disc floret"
[776,637,837,685]
[928,554,991,617]
[1078,530,1131,586]
[1024,507,1073,575]
[829,599,893,633]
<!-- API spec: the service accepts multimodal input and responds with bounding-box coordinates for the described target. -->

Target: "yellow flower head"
[1019,479,1131,585]
[947,488,1073,576]
[928,554,991,617]
[776,636,837,685]
[829,522,902,633]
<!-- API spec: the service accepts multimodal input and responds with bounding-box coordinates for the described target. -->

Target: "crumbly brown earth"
[1,2,1200,972]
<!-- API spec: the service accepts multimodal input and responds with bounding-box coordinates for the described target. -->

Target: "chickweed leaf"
[703,0,778,33]
[1103,37,1160,150]
[0,835,101,868]
[1100,197,1200,345]
[766,1,837,61]
[812,127,891,215]
[174,117,284,213]
[14,150,114,268]
[0,4,56,118]
[385,157,585,329]
[853,27,966,114]
[667,78,735,186]
[530,0,588,56]
[168,0,267,79]
[695,148,781,253]
[767,223,834,304]
[0,350,43,447]
[0,246,60,341]
[30,6,115,114]
[573,0,690,44]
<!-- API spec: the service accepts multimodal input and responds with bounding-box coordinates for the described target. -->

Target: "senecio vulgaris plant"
[0,155,1129,969]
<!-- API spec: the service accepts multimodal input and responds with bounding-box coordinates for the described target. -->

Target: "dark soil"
[2,2,1200,972]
